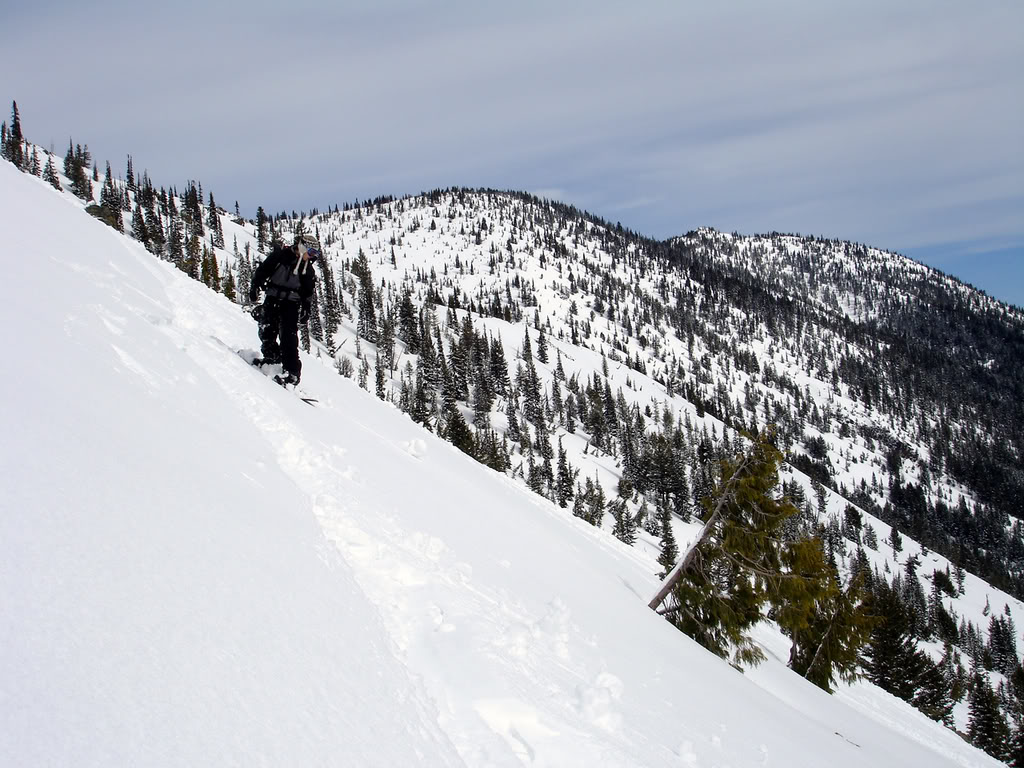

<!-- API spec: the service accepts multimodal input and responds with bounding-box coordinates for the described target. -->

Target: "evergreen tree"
[862,579,928,701]
[166,214,184,266]
[471,367,492,428]
[184,230,201,279]
[784,569,874,693]
[444,405,475,457]
[99,161,123,232]
[572,484,588,521]
[207,192,224,248]
[256,206,268,252]
[375,353,386,400]
[506,392,521,443]
[352,248,378,342]
[611,499,637,546]
[912,655,954,725]
[656,506,678,578]
[318,258,342,349]
[398,287,419,353]
[655,431,827,668]
[4,101,24,169]
[967,672,1011,761]
[308,284,323,342]
[145,204,165,256]
[489,336,510,398]
[890,527,903,555]
[555,438,574,508]
[43,156,61,191]
[67,143,93,200]
[221,264,237,302]
[1009,718,1024,768]
[586,476,606,526]
[130,202,149,247]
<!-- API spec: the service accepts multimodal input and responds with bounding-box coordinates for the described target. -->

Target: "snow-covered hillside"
[0,151,1007,762]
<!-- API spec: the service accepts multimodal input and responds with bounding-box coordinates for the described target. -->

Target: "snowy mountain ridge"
[2,126,1021,763]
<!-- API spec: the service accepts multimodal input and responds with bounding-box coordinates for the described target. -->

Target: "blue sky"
[2,1,1021,306]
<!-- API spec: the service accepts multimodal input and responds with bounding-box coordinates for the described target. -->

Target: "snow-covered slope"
[0,159,1003,764]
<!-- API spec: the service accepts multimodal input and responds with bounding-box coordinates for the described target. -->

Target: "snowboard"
[237,349,318,406]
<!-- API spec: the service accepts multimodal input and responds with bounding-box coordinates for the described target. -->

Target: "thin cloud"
[0,1,1020,302]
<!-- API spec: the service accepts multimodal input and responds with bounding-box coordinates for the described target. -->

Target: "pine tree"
[221,265,237,302]
[352,248,378,342]
[444,405,475,457]
[166,215,184,266]
[471,369,492,429]
[912,655,954,725]
[184,230,201,279]
[862,579,929,702]
[68,143,93,200]
[572,485,588,520]
[207,192,224,248]
[1008,717,1024,768]
[967,672,1011,761]
[555,438,574,508]
[308,285,323,342]
[4,101,24,169]
[131,202,149,247]
[656,506,678,578]
[612,499,637,546]
[890,527,903,555]
[97,162,123,232]
[145,204,165,256]
[489,336,510,398]
[318,258,342,349]
[256,206,268,252]
[652,431,826,668]
[582,476,604,526]
[375,353,386,400]
[43,156,61,191]
[398,287,419,353]
[784,569,874,693]
[506,393,521,443]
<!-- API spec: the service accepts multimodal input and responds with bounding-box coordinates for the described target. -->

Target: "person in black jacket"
[248,233,321,385]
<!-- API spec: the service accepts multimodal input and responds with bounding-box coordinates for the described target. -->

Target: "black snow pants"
[258,297,301,378]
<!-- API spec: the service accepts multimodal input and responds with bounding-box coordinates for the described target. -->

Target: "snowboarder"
[248,233,321,385]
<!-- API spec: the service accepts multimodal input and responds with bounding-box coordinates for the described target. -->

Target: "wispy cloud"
[1,1,1021,301]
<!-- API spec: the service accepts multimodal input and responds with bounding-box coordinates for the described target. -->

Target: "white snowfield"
[0,162,1002,767]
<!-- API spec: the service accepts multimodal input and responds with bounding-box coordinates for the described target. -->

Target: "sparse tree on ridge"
[3,101,24,169]
[43,155,61,191]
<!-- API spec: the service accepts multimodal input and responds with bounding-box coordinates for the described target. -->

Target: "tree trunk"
[647,453,751,613]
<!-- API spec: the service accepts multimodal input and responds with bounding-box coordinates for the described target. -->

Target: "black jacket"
[250,246,316,310]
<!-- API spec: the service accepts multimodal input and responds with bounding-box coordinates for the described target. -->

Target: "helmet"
[294,233,322,260]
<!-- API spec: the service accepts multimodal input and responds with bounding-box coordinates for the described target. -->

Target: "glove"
[248,286,260,303]
[299,303,310,324]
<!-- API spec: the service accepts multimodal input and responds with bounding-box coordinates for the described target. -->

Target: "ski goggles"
[298,241,321,259]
